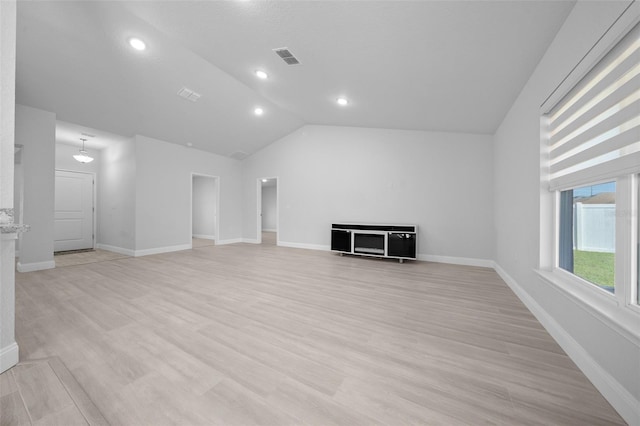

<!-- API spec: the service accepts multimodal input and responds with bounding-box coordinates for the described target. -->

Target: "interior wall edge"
[0,342,19,375]
[417,254,494,268]
[133,243,192,257]
[276,241,331,252]
[15,260,55,273]
[241,238,260,244]
[215,238,243,246]
[191,234,215,240]
[95,243,135,257]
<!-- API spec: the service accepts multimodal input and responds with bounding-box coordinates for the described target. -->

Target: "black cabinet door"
[387,233,416,258]
[331,230,351,252]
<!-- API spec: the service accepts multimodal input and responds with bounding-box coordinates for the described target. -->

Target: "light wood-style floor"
[53,249,129,268]
[10,243,625,425]
[261,231,276,246]
[0,357,107,426]
[192,238,216,249]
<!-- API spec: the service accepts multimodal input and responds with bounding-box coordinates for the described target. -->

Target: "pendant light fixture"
[73,138,94,163]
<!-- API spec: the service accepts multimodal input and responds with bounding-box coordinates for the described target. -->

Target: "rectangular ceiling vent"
[80,132,96,138]
[228,151,248,160]
[273,47,300,65]
[177,87,202,102]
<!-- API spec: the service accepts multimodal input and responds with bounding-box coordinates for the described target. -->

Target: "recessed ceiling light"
[262,179,268,183]
[336,97,349,106]
[254,107,264,116]
[255,70,268,80]
[128,37,146,51]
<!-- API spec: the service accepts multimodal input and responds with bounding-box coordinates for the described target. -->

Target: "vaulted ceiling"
[16,1,575,157]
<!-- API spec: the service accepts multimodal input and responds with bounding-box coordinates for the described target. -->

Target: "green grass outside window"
[573,250,615,290]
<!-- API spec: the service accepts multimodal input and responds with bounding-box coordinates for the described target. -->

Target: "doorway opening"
[191,174,219,249]
[54,170,96,253]
[257,177,278,245]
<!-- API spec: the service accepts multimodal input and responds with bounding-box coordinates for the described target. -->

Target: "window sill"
[535,268,640,346]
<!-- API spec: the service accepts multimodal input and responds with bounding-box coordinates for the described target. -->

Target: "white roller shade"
[548,22,640,190]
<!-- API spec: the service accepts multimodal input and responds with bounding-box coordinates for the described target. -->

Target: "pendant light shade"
[73,138,94,163]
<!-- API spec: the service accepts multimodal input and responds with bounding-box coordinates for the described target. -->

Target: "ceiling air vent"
[273,47,300,65]
[177,87,202,102]
[229,151,248,160]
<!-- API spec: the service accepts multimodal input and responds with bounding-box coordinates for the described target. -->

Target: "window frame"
[541,159,640,345]
[538,6,640,343]
[556,180,618,294]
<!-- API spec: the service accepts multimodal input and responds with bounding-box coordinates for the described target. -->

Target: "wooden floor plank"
[11,363,74,423]
[46,357,109,426]
[0,390,31,426]
[11,242,625,425]
[1,357,107,426]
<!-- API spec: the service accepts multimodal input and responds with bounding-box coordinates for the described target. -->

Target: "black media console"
[331,223,417,263]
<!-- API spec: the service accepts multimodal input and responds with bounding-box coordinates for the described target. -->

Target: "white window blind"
[548,22,640,190]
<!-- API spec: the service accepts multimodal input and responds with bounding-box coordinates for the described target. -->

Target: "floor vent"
[273,47,300,65]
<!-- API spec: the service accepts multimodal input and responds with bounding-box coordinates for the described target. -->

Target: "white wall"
[97,135,136,252]
[493,1,639,423]
[261,184,277,232]
[243,125,494,264]
[0,0,19,374]
[192,175,217,239]
[13,154,22,254]
[135,135,242,252]
[15,104,56,271]
[9,118,243,256]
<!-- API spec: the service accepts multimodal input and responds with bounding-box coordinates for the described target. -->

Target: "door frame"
[190,173,220,247]
[15,145,24,258]
[257,176,278,244]
[54,169,97,250]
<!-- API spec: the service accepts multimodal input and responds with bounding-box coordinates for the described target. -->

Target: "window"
[559,182,616,293]
[540,18,640,330]
[547,22,640,191]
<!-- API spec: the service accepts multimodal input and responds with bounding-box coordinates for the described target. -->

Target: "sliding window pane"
[559,182,616,292]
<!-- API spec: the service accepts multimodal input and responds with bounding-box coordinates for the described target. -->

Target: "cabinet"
[388,232,416,258]
[330,229,351,252]
[331,224,417,262]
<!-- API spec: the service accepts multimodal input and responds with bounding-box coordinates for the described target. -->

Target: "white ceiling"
[56,120,128,150]
[16,1,575,156]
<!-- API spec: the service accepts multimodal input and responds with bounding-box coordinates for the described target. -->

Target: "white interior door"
[54,170,94,252]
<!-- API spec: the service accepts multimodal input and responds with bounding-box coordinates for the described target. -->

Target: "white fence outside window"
[573,203,615,253]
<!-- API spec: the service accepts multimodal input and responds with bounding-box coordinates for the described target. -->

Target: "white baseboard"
[16,260,55,273]
[262,229,277,233]
[417,254,494,268]
[215,238,243,246]
[0,342,19,374]
[278,241,331,251]
[96,244,135,257]
[134,244,192,257]
[274,244,492,267]
[493,263,640,426]
[192,234,216,240]
[242,238,260,244]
